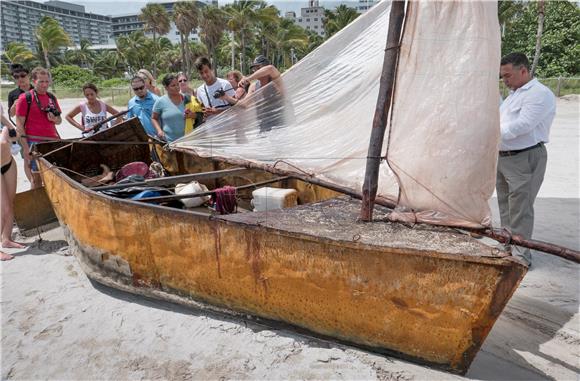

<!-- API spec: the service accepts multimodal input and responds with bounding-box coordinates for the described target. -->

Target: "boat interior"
[35,119,343,216]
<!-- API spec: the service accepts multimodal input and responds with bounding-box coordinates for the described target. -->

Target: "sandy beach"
[1,97,578,380]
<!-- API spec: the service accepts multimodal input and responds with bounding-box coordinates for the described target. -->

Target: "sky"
[72,0,360,16]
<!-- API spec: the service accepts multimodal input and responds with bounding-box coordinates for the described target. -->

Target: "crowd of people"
[0,52,556,265]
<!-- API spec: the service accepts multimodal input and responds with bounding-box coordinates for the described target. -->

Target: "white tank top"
[80,101,108,136]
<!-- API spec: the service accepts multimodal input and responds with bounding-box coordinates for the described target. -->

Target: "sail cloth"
[171,1,501,228]
[387,1,501,227]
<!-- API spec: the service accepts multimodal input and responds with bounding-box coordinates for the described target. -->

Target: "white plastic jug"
[175,181,211,208]
[252,187,297,212]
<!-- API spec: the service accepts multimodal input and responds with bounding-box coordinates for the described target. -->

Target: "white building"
[356,0,378,13]
[285,0,325,37]
[1,0,111,51]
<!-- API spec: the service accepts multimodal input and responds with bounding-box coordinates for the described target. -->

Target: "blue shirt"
[152,95,186,143]
[127,91,159,136]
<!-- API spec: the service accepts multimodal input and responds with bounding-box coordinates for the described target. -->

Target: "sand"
[1,97,578,380]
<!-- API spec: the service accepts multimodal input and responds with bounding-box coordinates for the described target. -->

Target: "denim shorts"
[28,142,38,172]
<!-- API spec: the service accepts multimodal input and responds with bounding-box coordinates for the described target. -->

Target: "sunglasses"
[132,85,145,91]
[13,73,28,79]
[178,79,188,83]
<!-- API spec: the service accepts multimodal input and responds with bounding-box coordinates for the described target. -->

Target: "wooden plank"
[13,187,58,235]
[92,167,249,191]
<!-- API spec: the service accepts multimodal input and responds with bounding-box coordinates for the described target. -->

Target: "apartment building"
[356,0,378,13]
[285,0,325,37]
[1,0,111,51]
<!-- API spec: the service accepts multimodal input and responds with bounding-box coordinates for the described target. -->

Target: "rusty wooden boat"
[35,120,527,374]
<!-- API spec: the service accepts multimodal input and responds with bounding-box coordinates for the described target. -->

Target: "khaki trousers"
[496,144,547,264]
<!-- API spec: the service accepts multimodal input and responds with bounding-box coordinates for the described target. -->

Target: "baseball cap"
[250,55,270,69]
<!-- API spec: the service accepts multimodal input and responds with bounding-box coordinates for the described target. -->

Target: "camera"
[213,89,226,99]
[43,105,61,117]
[8,128,17,138]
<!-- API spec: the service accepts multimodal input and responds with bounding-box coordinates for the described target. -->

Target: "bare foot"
[1,251,14,261]
[2,240,26,249]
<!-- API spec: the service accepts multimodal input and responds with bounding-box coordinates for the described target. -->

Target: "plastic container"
[252,187,297,212]
[175,181,210,208]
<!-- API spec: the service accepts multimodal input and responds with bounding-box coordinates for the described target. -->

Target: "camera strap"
[32,90,57,111]
[204,85,213,108]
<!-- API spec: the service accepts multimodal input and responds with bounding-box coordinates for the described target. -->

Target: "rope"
[212,186,237,215]
[36,163,113,187]
[272,159,314,177]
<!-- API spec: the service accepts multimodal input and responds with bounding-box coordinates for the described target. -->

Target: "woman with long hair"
[65,83,123,137]
[138,69,162,96]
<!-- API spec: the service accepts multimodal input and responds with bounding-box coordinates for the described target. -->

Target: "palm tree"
[116,31,149,74]
[199,5,227,74]
[1,42,36,76]
[140,3,171,77]
[93,50,124,78]
[225,0,275,72]
[254,4,280,59]
[531,0,545,77]
[35,16,72,69]
[173,1,200,76]
[498,0,524,37]
[267,19,308,69]
[305,30,324,53]
[323,5,359,39]
[154,37,176,73]
[65,38,95,68]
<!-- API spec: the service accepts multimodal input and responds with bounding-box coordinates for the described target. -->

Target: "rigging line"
[388,160,480,222]
[38,163,113,187]
[272,159,315,177]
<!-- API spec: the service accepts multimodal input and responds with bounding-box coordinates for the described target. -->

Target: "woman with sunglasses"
[1,104,26,261]
[137,69,162,96]
[152,74,194,142]
[177,72,195,97]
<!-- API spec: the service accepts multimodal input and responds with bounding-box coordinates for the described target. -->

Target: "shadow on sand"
[468,198,579,380]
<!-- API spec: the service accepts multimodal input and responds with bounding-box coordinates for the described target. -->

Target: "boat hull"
[39,157,526,374]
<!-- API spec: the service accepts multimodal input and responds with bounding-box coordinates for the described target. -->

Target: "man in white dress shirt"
[498,52,556,266]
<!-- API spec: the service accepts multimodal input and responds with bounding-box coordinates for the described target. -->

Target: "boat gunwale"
[39,156,521,266]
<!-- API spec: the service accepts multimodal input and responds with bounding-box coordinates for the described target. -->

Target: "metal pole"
[360,0,406,221]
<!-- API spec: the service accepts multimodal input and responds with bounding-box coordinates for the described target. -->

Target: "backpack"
[24,90,58,127]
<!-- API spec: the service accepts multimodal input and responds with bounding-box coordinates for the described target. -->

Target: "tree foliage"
[35,16,72,69]
[323,5,359,39]
[51,65,99,88]
[199,5,227,74]
[173,1,200,76]
[501,0,579,77]
[1,42,36,74]
[140,3,171,76]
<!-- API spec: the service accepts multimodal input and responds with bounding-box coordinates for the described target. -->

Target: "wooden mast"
[360,0,406,221]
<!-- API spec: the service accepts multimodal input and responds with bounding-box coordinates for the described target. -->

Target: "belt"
[499,142,543,157]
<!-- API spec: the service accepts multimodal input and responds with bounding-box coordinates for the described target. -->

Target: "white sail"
[171,0,501,228]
